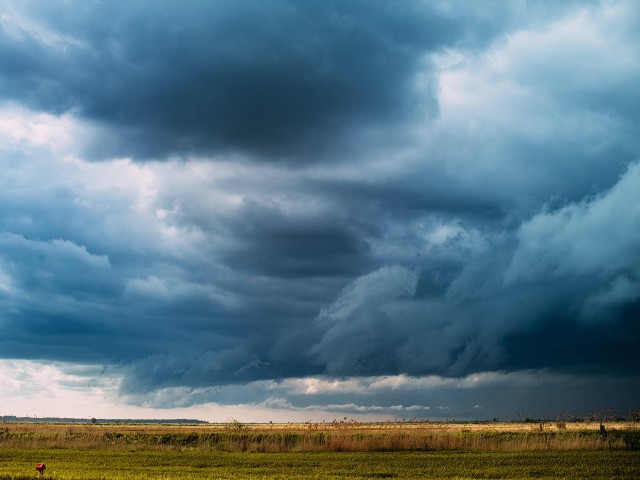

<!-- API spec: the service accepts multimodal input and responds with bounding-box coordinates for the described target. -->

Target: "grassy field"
[1,448,639,479]
[0,422,638,479]
[1,421,638,451]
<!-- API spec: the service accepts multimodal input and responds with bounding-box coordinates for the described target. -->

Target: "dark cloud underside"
[1,0,476,161]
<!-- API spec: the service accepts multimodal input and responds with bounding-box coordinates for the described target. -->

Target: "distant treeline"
[0,416,208,424]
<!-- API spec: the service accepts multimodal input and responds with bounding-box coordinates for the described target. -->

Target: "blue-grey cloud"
[0,0,639,419]
[0,0,473,161]
[306,166,640,379]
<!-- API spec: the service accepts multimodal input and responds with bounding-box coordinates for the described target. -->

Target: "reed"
[0,421,638,452]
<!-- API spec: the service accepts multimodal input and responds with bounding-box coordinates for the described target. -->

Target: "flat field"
[0,422,638,479]
[1,448,639,480]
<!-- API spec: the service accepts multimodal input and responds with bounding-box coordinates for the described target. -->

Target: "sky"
[1,0,639,423]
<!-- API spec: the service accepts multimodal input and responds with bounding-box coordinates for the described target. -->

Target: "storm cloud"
[1,0,639,420]
[1,0,478,161]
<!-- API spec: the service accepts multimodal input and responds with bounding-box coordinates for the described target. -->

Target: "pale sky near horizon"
[1,0,639,422]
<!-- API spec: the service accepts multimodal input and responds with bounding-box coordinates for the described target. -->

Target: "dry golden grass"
[1,420,638,452]
[2,420,633,436]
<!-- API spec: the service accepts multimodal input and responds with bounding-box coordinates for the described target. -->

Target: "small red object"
[35,463,46,474]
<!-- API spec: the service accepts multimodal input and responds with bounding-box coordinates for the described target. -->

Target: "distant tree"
[91,417,97,425]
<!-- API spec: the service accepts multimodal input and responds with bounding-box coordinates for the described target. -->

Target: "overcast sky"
[1,0,639,422]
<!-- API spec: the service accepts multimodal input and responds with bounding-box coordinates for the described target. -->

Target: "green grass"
[0,448,638,479]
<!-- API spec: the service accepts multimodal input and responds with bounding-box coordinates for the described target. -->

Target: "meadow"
[0,421,638,479]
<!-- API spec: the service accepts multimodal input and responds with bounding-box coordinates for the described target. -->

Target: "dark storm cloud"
[1,0,590,162]
[216,198,372,278]
[306,161,640,379]
[0,0,479,161]
[1,1,640,418]
[122,371,640,420]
